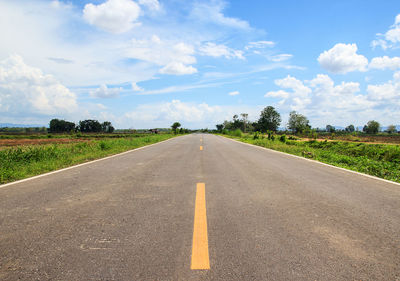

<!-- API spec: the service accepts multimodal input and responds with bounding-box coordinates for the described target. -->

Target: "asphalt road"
[1,134,399,280]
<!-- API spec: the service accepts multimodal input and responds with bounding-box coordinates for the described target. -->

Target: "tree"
[216,124,224,132]
[232,114,243,130]
[49,118,75,133]
[101,121,115,133]
[386,124,397,134]
[345,124,355,132]
[363,120,380,134]
[78,119,102,133]
[257,106,281,132]
[287,111,310,134]
[171,122,181,134]
[326,125,335,133]
[240,113,249,132]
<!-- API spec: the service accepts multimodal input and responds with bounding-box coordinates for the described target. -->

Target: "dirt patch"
[0,138,87,147]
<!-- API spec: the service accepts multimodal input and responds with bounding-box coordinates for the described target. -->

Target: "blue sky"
[0,0,400,129]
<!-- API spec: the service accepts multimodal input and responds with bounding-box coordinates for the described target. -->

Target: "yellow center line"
[191,183,210,270]
[200,146,203,151]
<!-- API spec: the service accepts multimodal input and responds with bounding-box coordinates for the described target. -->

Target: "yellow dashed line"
[191,183,210,270]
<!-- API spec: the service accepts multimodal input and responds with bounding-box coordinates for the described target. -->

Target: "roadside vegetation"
[0,119,191,184]
[215,106,400,183]
[0,134,176,184]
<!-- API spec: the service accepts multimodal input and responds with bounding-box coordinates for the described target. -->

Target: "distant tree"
[171,122,181,134]
[101,121,115,133]
[287,111,310,134]
[257,106,281,132]
[49,118,76,133]
[345,124,355,132]
[363,120,380,134]
[240,113,249,132]
[216,124,224,132]
[386,124,397,134]
[326,125,335,133]
[78,119,102,133]
[232,114,243,130]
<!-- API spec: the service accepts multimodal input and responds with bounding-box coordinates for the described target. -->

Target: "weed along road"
[1,134,400,280]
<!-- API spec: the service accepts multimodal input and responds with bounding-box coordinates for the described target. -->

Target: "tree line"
[49,119,115,133]
[216,106,397,134]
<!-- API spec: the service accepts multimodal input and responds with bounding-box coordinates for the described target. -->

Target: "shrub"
[279,134,287,143]
[231,129,242,137]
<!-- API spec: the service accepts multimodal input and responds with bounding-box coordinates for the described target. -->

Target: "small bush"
[231,129,242,137]
[279,135,287,142]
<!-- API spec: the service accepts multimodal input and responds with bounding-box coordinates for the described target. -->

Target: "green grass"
[222,134,400,183]
[0,134,175,184]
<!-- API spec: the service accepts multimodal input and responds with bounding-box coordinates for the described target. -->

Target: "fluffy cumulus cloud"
[125,36,197,75]
[124,100,223,128]
[369,56,400,70]
[367,71,400,102]
[318,43,368,74]
[199,43,244,60]
[263,73,399,126]
[83,0,141,34]
[0,55,77,120]
[89,84,122,98]
[372,14,400,50]
[121,99,262,128]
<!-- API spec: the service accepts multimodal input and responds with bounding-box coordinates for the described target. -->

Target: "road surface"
[0,134,399,280]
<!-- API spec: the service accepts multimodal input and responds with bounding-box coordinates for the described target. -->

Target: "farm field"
[0,133,176,184]
[221,133,400,183]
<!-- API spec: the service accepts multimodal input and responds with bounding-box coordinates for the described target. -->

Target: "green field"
[222,133,400,183]
[0,134,176,184]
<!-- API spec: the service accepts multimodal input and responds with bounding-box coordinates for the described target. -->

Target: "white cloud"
[138,0,160,11]
[199,43,244,60]
[159,62,198,75]
[89,84,122,98]
[0,55,77,118]
[263,73,400,126]
[228,91,239,96]
[83,0,141,34]
[131,82,144,92]
[372,14,400,50]
[268,54,293,62]
[369,56,400,70]
[122,99,260,128]
[125,36,197,75]
[367,71,400,101]
[264,90,289,99]
[245,41,275,50]
[318,43,368,74]
[190,1,250,30]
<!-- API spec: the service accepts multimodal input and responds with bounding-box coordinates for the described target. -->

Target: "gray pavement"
[0,133,399,280]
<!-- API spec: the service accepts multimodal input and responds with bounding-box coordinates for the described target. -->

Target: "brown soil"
[0,138,87,147]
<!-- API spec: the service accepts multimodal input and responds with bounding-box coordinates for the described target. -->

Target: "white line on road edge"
[219,135,400,187]
[0,136,180,189]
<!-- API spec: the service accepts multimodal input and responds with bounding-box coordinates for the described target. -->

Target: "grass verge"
[221,134,400,184]
[0,134,176,184]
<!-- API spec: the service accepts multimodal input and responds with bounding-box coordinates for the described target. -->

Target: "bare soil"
[0,138,87,147]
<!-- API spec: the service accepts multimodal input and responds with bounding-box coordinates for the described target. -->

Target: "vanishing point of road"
[1,134,399,280]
